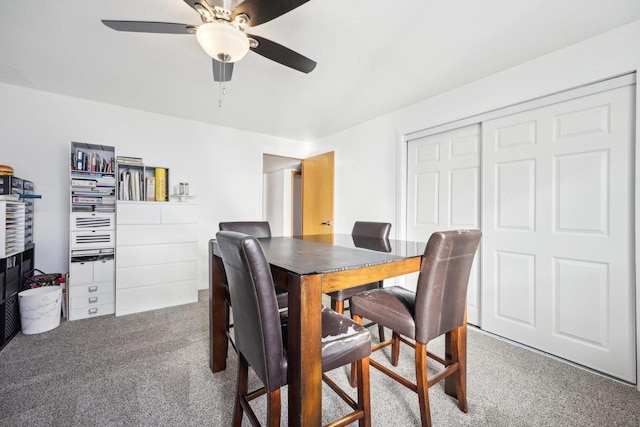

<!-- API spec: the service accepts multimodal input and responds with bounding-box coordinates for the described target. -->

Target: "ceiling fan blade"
[232,0,310,27]
[248,34,316,73]
[212,59,234,82]
[101,20,195,34]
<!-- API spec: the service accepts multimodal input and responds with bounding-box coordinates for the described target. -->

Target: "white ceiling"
[1,1,640,141]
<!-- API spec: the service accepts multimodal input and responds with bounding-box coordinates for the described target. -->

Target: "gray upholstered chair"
[327,221,391,341]
[350,230,482,427]
[216,231,372,427]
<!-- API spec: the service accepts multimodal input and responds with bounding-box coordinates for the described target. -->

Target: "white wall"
[312,19,640,238]
[0,83,310,289]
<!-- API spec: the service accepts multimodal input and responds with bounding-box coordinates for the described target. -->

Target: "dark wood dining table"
[209,234,468,426]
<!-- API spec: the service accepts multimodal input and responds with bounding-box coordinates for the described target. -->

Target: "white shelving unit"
[0,201,25,258]
[68,142,116,321]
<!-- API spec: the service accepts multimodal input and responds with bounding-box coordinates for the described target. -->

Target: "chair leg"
[350,314,365,388]
[377,325,386,342]
[391,332,401,366]
[267,388,281,427]
[233,354,249,427]
[332,298,345,314]
[415,343,432,427]
[357,356,371,427]
[449,326,468,413]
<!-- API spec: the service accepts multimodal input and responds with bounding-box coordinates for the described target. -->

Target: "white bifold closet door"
[482,85,636,382]
[406,124,481,325]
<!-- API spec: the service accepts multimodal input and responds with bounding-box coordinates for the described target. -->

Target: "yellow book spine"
[155,168,166,201]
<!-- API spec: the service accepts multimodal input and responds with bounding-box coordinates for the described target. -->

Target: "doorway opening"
[263,154,302,237]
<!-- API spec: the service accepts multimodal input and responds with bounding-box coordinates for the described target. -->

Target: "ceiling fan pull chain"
[219,81,223,108]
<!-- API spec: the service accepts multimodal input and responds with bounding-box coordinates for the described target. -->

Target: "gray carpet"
[0,290,638,426]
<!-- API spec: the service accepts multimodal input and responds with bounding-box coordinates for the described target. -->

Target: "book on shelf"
[145,177,155,201]
[116,156,143,165]
[118,169,143,201]
[72,149,114,173]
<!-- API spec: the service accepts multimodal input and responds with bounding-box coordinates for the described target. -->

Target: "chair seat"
[275,286,288,309]
[350,286,417,340]
[321,306,372,372]
[327,281,380,302]
[277,306,371,380]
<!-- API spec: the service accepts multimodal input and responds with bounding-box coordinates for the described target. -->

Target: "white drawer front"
[161,204,197,224]
[71,291,115,308]
[69,261,94,285]
[70,282,114,297]
[116,261,197,289]
[70,213,115,231]
[116,243,197,268]
[71,231,115,249]
[117,202,162,225]
[93,259,115,282]
[117,224,197,245]
[115,280,197,316]
[69,302,115,320]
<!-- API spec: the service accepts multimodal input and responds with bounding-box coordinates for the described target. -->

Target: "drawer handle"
[88,308,98,315]
[88,286,98,292]
[88,297,98,304]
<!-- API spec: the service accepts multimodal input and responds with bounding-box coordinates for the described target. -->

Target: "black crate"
[4,293,20,340]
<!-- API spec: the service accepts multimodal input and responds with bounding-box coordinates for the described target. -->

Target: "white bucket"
[18,286,62,335]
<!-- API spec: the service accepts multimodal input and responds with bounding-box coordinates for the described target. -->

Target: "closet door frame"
[395,72,640,388]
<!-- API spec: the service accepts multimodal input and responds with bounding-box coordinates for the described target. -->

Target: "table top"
[212,234,426,276]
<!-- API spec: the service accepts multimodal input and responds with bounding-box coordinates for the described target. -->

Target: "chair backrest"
[352,221,391,239]
[215,231,285,392]
[414,230,482,344]
[219,221,272,238]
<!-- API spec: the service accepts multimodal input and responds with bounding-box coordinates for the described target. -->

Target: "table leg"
[209,243,229,373]
[287,273,323,427]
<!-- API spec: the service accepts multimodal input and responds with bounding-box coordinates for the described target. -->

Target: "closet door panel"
[482,84,635,382]
[407,124,481,325]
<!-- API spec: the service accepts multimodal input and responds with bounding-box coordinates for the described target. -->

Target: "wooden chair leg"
[391,332,401,366]
[378,325,386,342]
[357,356,371,427]
[233,354,249,427]
[267,388,281,427]
[332,299,345,314]
[415,343,432,427]
[350,314,364,388]
[449,326,468,412]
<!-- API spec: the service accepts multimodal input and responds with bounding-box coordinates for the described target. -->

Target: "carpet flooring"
[0,290,638,426]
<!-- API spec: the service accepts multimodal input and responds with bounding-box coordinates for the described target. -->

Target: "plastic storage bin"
[18,286,62,334]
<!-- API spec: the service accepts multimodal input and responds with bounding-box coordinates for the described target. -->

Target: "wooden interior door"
[302,152,334,235]
[481,85,636,382]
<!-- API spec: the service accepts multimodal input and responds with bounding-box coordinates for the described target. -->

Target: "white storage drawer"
[117,224,197,246]
[117,202,162,225]
[160,204,197,224]
[70,291,115,308]
[69,261,94,285]
[70,213,115,231]
[71,231,115,249]
[69,259,115,286]
[70,282,114,297]
[116,243,197,268]
[69,302,115,320]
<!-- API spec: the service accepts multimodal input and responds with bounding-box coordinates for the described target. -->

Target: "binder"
[155,168,166,201]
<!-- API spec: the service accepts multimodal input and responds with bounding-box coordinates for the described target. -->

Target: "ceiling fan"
[102,0,317,84]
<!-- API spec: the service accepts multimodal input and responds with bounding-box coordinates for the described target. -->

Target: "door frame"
[395,72,640,389]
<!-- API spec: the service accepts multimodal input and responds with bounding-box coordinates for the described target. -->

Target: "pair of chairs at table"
[217,221,481,427]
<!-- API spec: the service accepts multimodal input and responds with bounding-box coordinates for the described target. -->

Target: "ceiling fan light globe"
[196,22,249,63]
